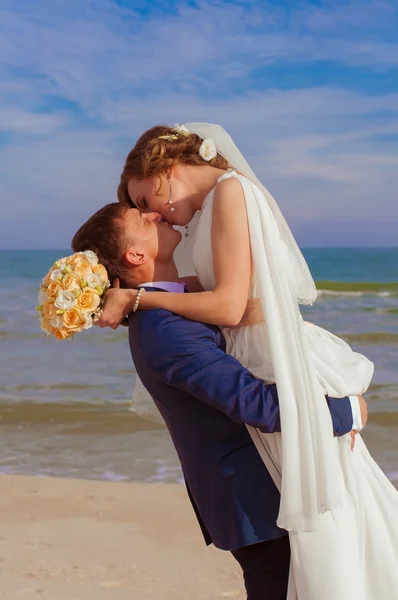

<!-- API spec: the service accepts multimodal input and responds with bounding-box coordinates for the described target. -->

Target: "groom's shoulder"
[129,308,220,361]
[130,308,217,340]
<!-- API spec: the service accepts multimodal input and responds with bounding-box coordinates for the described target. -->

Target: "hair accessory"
[199,138,217,161]
[158,125,217,163]
[158,133,178,141]
[158,124,190,142]
[173,124,190,136]
[132,288,145,312]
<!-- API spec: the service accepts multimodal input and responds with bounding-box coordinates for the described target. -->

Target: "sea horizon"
[0,247,397,484]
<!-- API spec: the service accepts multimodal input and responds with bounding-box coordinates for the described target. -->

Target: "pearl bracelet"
[132,288,145,312]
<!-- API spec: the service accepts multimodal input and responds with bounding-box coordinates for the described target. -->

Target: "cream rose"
[66,257,90,278]
[50,316,64,329]
[82,250,98,265]
[41,318,55,335]
[77,288,101,311]
[62,272,81,291]
[75,263,92,279]
[68,253,90,267]
[62,308,86,330]
[55,290,77,310]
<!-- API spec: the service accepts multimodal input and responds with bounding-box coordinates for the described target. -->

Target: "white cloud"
[0,108,70,134]
[0,0,397,247]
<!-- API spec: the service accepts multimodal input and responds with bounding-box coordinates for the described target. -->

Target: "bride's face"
[127,172,197,227]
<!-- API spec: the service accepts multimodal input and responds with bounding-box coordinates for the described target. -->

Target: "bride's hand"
[96,279,138,330]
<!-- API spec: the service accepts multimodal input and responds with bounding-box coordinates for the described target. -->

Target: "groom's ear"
[123,247,148,268]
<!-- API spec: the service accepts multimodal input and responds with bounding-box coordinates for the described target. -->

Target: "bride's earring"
[168,174,175,212]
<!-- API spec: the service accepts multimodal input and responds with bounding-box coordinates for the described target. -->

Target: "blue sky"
[0,0,397,248]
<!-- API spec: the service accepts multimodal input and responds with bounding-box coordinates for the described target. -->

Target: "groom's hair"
[72,203,131,284]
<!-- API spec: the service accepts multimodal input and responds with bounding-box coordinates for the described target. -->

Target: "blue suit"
[128,288,353,551]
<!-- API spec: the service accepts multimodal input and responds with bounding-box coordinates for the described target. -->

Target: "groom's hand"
[350,394,368,450]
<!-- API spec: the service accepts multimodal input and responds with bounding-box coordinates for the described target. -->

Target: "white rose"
[85,272,101,288]
[55,290,77,310]
[199,138,217,161]
[83,314,94,329]
[82,250,98,265]
[50,269,63,281]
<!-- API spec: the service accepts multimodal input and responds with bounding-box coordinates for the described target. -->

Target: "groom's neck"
[151,258,180,284]
[126,258,180,288]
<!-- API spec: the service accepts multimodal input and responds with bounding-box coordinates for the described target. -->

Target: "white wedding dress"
[186,170,398,600]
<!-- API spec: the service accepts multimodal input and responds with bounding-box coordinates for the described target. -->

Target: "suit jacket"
[128,288,353,551]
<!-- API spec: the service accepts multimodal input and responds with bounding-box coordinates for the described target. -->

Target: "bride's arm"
[179,276,204,293]
[138,178,251,327]
[98,178,251,329]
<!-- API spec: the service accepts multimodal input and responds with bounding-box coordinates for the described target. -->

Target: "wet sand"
[0,475,244,600]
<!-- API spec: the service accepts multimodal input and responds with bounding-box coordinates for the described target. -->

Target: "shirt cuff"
[349,395,362,430]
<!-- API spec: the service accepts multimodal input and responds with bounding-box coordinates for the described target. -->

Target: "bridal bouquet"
[36,251,110,340]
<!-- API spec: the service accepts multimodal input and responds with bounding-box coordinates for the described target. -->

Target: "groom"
[72,203,363,600]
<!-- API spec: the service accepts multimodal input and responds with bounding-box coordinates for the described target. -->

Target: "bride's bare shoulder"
[212,174,248,234]
[213,174,245,205]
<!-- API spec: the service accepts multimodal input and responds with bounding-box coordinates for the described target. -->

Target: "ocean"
[0,248,397,483]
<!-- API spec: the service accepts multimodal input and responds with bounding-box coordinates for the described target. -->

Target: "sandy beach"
[0,475,244,600]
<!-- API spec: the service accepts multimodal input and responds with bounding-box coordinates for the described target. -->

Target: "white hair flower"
[199,138,217,161]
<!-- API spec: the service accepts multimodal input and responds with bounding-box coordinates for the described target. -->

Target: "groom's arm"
[139,311,353,436]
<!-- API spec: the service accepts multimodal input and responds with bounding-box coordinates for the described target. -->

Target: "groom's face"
[121,208,181,263]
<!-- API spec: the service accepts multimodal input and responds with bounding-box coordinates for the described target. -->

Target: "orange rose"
[42,301,57,319]
[47,280,64,299]
[76,288,101,311]
[93,264,109,284]
[62,308,86,330]
[55,328,71,340]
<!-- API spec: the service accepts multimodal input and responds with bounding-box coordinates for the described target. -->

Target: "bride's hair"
[117,125,229,206]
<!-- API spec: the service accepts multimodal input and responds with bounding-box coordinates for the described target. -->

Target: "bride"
[100,123,398,599]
